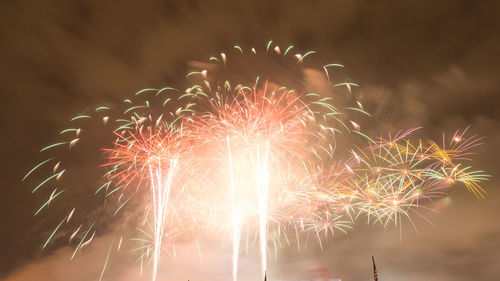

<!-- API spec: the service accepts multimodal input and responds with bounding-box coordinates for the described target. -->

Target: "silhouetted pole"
[372,256,378,281]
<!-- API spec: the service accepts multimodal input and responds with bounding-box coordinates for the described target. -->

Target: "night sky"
[1,1,500,280]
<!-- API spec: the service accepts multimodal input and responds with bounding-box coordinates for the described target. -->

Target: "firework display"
[24,42,488,281]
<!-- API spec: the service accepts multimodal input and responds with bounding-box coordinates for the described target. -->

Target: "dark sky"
[1,0,500,280]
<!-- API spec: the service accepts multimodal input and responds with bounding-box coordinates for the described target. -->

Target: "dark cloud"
[1,0,499,280]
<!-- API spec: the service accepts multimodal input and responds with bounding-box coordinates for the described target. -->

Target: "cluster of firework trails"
[24,42,488,281]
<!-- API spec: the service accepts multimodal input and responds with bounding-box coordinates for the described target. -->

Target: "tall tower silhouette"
[372,256,378,281]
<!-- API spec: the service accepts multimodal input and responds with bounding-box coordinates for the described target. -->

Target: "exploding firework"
[24,41,488,281]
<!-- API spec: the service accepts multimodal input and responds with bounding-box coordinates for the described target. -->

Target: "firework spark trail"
[226,136,241,281]
[149,157,178,281]
[256,142,270,279]
[226,138,271,281]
